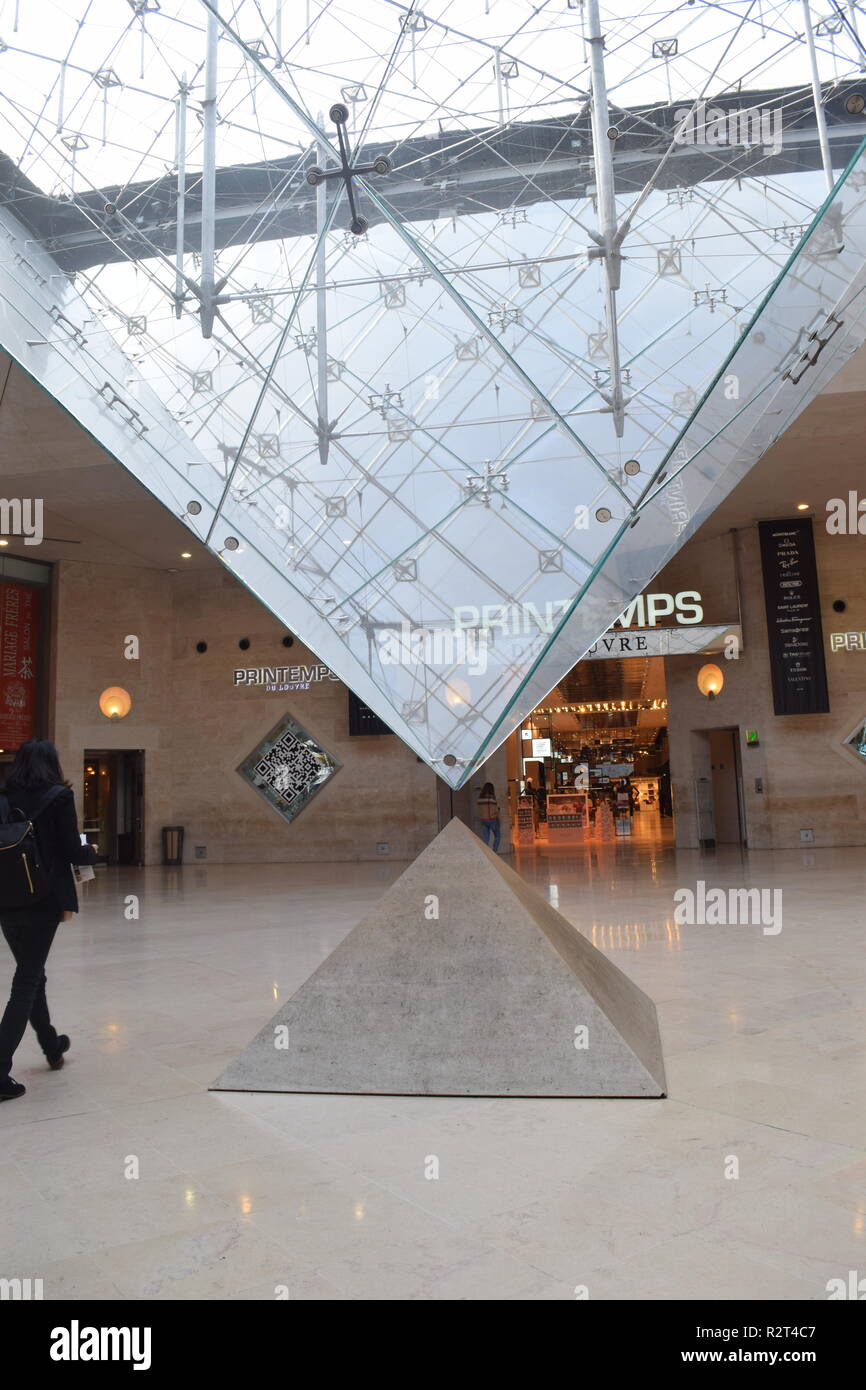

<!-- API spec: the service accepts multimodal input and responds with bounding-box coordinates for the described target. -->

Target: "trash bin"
[161,826,184,865]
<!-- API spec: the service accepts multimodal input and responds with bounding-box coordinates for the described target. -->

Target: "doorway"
[82,750,144,865]
[707,728,746,846]
[505,653,674,850]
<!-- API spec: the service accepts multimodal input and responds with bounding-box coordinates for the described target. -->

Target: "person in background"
[477,781,502,853]
[0,740,97,1102]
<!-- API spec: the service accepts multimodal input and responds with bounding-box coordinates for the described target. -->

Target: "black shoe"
[0,1077,25,1101]
[46,1035,70,1071]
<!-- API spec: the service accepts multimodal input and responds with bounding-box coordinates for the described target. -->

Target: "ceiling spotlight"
[181,551,191,558]
[796,503,810,511]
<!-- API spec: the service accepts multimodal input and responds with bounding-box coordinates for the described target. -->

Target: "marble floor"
[1,822,864,1301]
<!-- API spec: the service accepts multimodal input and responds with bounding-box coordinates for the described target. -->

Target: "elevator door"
[709,729,744,846]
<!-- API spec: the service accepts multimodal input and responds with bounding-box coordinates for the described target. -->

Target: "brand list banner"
[758,517,829,715]
[0,580,39,749]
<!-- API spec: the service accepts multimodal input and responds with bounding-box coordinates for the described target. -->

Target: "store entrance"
[82,750,144,866]
[506,655,673,850]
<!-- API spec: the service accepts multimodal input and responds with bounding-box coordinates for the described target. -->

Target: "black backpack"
[0,786,65,910]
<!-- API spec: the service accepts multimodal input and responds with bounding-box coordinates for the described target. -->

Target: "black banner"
[758,517,829,716]
[8,1298,863,1373]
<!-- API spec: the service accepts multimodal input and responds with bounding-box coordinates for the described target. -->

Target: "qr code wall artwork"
[237,712,341,825]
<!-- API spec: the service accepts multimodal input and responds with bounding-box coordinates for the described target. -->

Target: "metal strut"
[585,0,628,438]
[315,115,333,466]
[801,0,835,196]
[198,2,228,337]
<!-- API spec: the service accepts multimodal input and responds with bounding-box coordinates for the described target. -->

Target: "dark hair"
[479,782,495,799]
[4,739,69,793]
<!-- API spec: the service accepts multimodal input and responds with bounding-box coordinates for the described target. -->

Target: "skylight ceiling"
[1,1,866,785]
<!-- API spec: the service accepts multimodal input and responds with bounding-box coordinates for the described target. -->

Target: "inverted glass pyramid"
[2,1,866,785]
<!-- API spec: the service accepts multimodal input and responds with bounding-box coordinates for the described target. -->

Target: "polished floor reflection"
[0,832,864,1301]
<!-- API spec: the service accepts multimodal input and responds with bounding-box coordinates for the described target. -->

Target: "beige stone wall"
[662,525,866,849]
[50,559,438,863]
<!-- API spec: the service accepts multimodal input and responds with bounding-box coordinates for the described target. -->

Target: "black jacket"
[1,784,96,913]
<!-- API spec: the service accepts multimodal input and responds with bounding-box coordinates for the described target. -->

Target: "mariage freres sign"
[233,664,339,693]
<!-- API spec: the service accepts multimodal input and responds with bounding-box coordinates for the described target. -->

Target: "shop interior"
[506,655,673,849]
[82,750,144,866]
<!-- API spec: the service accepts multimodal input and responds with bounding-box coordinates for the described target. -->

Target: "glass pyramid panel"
[2,2,866,784]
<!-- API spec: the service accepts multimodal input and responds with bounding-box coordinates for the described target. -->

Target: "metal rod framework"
[316,117,330,466]
[200,5,219,337]
[174,79,188,320]
[586,0,627,437]
[802,0,836,195]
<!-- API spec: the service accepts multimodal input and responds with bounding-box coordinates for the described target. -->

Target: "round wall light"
[99,686,132,720]
[696,664,724,699]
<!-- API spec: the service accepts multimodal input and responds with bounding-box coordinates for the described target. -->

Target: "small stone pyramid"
[212,818,666,1097]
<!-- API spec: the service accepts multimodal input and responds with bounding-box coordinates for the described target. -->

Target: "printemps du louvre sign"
[234,663,340,693]
[232,591,738,697]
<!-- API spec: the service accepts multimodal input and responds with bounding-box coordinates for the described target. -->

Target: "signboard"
[584,624,740,659]
[233,663,339,693]
[347,690,392,736]
[758,518,829,715]
[830,631,866,652]
[531,737,552,758]
[0,581,38,749]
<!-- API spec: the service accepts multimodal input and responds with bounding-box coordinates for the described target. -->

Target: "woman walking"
[0,740,96,1101]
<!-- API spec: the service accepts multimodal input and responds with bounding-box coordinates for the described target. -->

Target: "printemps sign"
[234,664,339,693]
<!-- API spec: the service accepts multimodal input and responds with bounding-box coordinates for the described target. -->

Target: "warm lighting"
[796,502,810,511]
[0,539,8,547]
[697,663,724,699]
[445,678,471,707]
[180,551,192,558]
[98,686,132,720]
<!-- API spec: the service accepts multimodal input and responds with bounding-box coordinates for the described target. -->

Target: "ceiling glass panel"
[1,1,866,784]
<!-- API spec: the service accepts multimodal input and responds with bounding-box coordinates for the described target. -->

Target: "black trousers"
[0,899,63,1080]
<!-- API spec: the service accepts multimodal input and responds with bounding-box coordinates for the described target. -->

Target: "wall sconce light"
[697,664,724,699]
[99,686,132,720]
